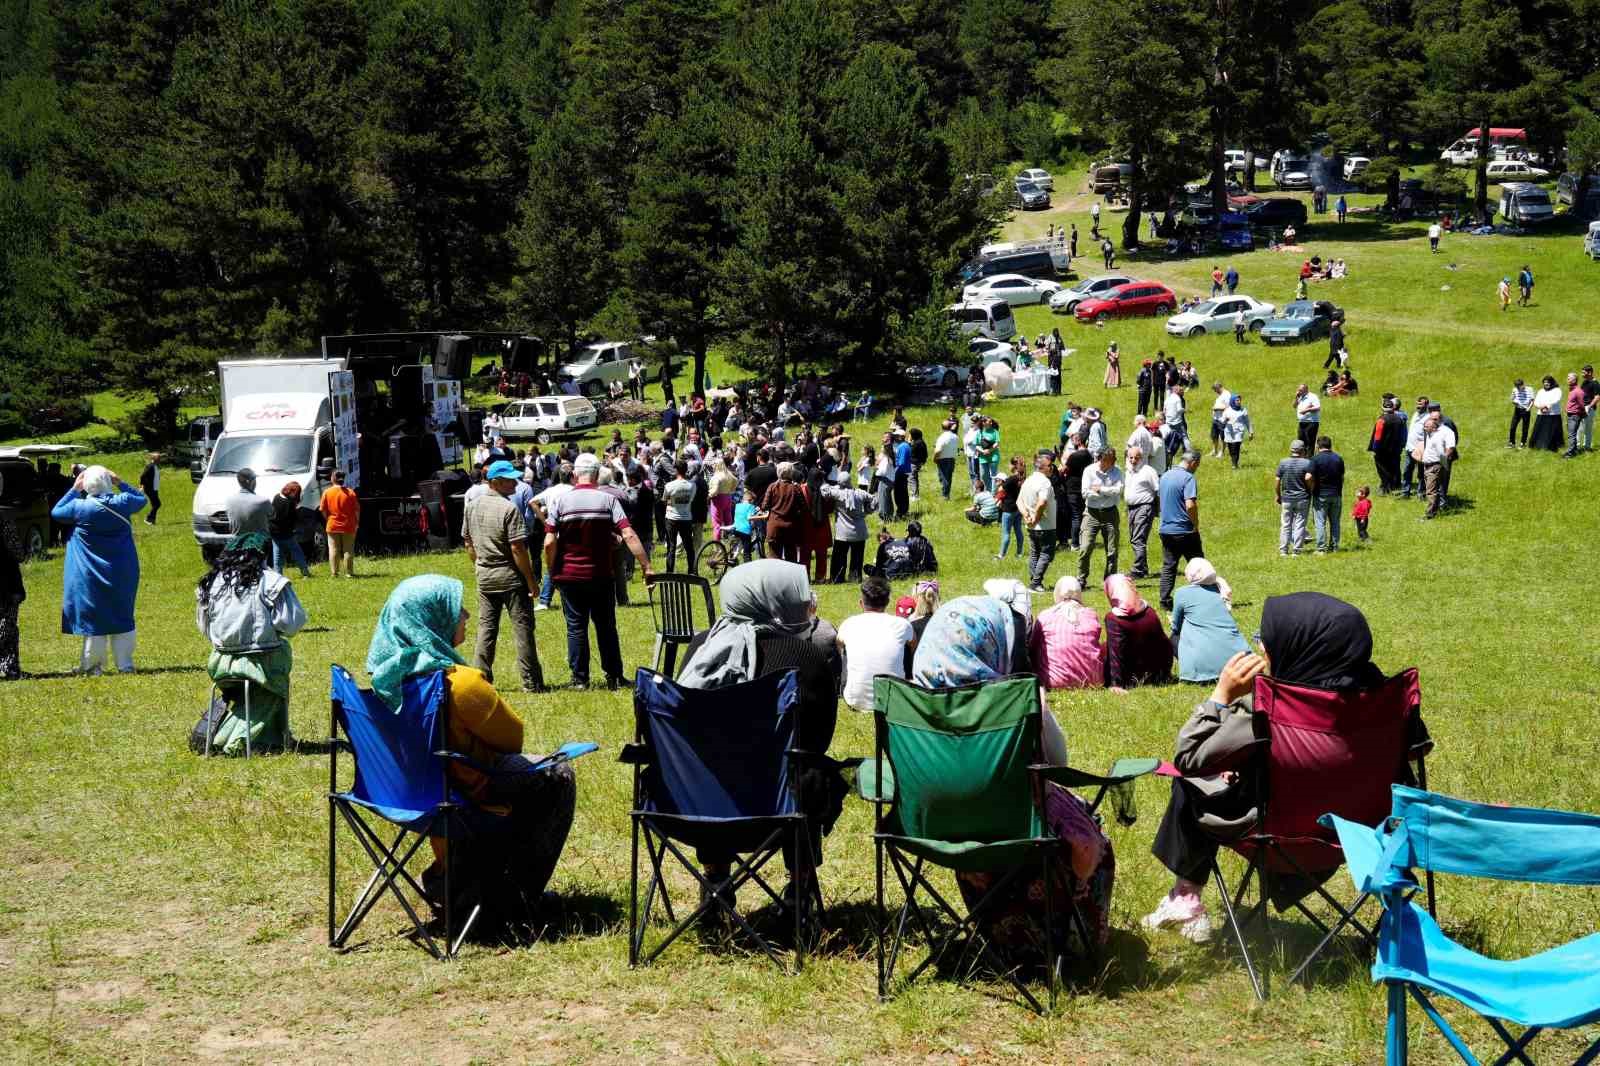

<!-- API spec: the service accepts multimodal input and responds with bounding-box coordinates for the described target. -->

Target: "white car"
[1017,167,1054,190]
[1224,149,1268,173]
[1343,156,1372,180]
[1275,165,1312,190]
[498,395,598,444]
[1048,273,1133,314]
[1165,295,1276,338]
[1485,160,1550,182]
[961,273,1061,307]
[968,337,1016,367]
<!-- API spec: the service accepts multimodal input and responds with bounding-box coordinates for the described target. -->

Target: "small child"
[1353,485,1372,541]
[732,489,758,559]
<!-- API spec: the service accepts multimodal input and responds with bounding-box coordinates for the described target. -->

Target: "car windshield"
[1279,304,1313,320]
[1191,300,1220,315]
[1017,182,1039,193]
[1282,159,1308,170]
[209,434,313,476]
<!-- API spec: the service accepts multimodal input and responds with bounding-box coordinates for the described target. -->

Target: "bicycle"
[695,531,763,584]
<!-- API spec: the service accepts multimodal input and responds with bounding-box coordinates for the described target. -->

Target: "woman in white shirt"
[1530,375,1565,452]
[1221,395,1253,469]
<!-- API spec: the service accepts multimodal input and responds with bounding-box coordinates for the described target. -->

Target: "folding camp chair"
[1327,786,1600,1066]
[1208,668,1433,1000]
[625,666,822,972]
[327,665,480,959]
[646,573,717,678]
[865,674,1156,1013]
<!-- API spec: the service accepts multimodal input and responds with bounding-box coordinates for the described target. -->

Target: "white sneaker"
[1142,893,1213,943]
[534,602,550,612]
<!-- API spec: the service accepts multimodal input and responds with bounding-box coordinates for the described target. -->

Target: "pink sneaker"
[1141,892,1213,943]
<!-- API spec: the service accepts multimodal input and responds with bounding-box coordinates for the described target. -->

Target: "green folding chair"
[861,674,1156,1012]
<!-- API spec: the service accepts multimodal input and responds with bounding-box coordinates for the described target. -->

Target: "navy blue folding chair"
[327,665,479,959]
[624,666,821,972]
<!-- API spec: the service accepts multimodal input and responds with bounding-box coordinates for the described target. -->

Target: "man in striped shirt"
[543,453,652,689]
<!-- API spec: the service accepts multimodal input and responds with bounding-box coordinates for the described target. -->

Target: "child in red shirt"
[1352,485,1372,541]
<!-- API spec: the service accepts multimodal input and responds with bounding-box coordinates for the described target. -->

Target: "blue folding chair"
[624,666,822,972]
[1326,785,1600,1065]
[327,665,479,959]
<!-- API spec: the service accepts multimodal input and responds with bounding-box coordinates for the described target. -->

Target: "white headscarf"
[983,577,1034,621]
[80,465,118,497]
[1052,576,1085,622]
[1185,557,1234,608]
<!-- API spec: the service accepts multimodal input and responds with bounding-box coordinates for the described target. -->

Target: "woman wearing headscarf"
[1169,558,1246,684]
[679,560,847,895]
[912,596,1112,954]
[1530,375,1565,452]
[0,518,25,680]
[367,575,577,937]
[51,464,146,674]
[759,463,808,563]
[1220,394,1253,469]
[1102,574,1172,690]
[1142,592,1403,942]
[195,532,308,753]
[1030,576,1103,690]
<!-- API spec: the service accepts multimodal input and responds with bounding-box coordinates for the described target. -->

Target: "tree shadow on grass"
[24,664,207,680]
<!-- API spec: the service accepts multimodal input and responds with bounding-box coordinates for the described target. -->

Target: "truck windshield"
[209,435,313,476]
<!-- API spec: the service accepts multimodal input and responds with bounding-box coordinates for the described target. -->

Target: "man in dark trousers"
[1368,397,1407,494]
[1324,316,1346,369]
[138,453,162,525]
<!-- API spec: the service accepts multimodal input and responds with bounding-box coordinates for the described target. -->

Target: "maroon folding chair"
[1211,668,1433,1000]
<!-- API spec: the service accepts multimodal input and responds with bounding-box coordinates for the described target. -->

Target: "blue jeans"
[271,535,310,576]
[1312,494,1342,551]
[556,579,624,686]
[935,458,956,498]
[539,571,555,607]
[998,511,1023,556]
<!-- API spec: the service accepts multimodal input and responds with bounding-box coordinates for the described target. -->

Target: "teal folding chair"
[1326,785,1600,1065]
[862,674,1155,1013]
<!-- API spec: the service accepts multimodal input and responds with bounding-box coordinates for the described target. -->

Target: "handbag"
[189,694,231,755]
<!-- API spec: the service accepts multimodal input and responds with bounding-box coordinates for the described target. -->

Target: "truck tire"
[23,524,44,559]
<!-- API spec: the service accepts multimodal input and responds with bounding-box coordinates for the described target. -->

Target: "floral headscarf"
[912,595,1017,688]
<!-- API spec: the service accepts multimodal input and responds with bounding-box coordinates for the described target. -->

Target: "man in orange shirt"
[317,470,361,577]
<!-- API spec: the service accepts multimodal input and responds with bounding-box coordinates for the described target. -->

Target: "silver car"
[962,273,1061,307]
[1164,295,1275,337]
[1048,274,1133,314]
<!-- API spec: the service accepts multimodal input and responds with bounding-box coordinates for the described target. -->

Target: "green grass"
[3,201,1600,1065]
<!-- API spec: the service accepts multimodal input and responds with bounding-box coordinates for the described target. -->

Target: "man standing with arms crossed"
[463,460,545,692]
[1157,450,1203,611]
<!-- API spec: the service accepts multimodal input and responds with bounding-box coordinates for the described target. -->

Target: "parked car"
[0,444,81,557]
[1343,156,1372,181]
[908,363,971,390]
[946,299,1017,341]
[1245,197,1308,231]
[1073,281,1176,323]
[557,341,639,397]
[1048,273,1133,314]
[956,248,1061,285]
[1017,168,1054,191]
[1224,149,1268,173]
[497,395,599,444]
[1090,161,1132,194]
[1485,160,1549,183]
[180,415,225,463]
[1259,300,1341,345]
[1011,181,1050,210]
[1165,295,1275,337]
[1498,182,1554,225]
[962,273,1062,307]
[1274,156,1312,189]
[1556,172,1583,205]
[1585,220,1600,260]
[968,338,1017,366]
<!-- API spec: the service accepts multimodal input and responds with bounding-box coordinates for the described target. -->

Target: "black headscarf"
[805,466,829,524]
[1259,591,1384,690]
[0,518,24,603]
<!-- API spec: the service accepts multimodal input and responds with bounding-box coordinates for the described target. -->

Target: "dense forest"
[3,0,1597,441]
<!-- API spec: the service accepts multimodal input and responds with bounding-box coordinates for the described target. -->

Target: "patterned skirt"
[0,602,19,680]
[956,784,1114,959]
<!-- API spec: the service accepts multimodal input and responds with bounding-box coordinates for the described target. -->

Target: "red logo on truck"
[244,403,300,422]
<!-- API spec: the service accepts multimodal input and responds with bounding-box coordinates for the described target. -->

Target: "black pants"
[1158,530,1204,609]
[1137,388,1151,417]
[893,472,910,517]
[653,500,668,545]
[144,488,161,523]
[1026,528,1057,589]
[1297,421,1319,452]
[1509,405,1531,446]
[1062,495,1085,552]
[665,519,697,573]
[1227,441,1242,468]
[1400,452,1419,496]
[1373,451,1399,494]
[1323,347,1341,369]
[556,579,624,687]
[1152,778,1252,884]
[829,539,865,584]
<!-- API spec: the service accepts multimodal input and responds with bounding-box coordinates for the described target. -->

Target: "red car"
[1073,281,1177,323]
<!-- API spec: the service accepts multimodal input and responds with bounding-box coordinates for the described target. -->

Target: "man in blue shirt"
[1157,450,1203,611]
[892,429,913,518]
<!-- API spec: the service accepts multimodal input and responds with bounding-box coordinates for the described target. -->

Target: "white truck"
[190,350,467,559]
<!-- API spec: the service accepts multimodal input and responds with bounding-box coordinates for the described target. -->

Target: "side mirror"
[317,457,336,480]
[190,460,205,484]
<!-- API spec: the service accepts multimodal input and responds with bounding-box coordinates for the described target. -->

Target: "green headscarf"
[226,530,270,555]
[366,575,467,710]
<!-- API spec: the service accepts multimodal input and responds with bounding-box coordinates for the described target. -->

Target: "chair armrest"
[844,756,895,804]
[435,749,495,776]
[1030,757,1160,790]
[617,742,650,765]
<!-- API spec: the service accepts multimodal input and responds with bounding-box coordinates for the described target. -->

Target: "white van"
[1499,183,1554,225]
[498,396,598,444]
[1585,221,1600,261]
[181,415,224,463]
[946,299,1017,342]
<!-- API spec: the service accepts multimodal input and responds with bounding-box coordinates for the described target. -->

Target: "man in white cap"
[463,459,544,691]
[543,453,652,688]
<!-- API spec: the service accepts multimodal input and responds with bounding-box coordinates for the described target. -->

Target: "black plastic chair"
[646,573,717,678]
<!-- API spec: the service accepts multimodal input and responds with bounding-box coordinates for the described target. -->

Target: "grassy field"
[3,194,1599,1066]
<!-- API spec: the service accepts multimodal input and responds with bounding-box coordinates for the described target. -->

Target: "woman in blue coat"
[1169,557,1248,683]
[51,465,146,674]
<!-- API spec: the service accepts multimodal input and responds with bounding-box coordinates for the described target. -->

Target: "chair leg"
[629,812,641,967]
[243,679,252,759]
[1041,844,1057,1012]
[875,835,887,999]
[327,796,337,947]
[1212,856,1266,1001]
[651,634,664,674]
[442,815,453,959]
[1386,982,1408,1066]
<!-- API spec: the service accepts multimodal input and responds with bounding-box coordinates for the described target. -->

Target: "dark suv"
[0,457,54,558]
[1245,197,1308,231]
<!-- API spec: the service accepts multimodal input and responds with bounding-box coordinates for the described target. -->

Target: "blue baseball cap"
[485,460,520,481]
